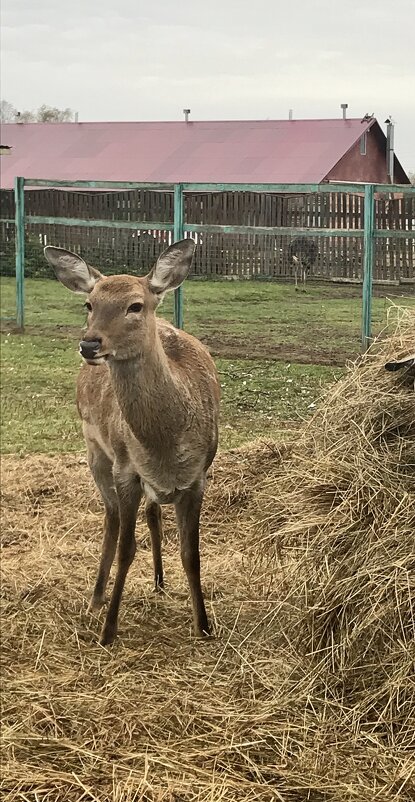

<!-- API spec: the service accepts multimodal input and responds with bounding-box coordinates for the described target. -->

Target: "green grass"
[2,277,414,362]
[0,330,340,453]
[1,277,413,454]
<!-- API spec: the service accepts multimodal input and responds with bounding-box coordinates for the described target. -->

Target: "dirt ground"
[200,334,348,364]
[0,322,353,365]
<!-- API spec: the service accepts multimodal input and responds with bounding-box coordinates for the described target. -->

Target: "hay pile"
[252,309,415,799]
[1,311,414,801]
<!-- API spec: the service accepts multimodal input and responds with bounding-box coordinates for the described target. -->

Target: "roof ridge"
[2,118,371,125]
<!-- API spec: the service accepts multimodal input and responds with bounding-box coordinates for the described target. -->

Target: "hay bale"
[257,309,415,764]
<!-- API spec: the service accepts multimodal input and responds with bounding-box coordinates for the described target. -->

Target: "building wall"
[325,124,409,184]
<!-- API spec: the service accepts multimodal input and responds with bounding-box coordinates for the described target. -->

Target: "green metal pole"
[173,183,184,329]
[362,184,375,352]
[14,176,25,330]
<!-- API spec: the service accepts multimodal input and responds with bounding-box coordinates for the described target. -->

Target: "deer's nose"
[79,339,102,360]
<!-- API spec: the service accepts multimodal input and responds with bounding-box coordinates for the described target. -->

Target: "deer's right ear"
[385,354,415,371]
[44,246,103,294]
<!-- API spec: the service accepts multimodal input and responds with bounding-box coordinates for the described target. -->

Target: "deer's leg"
[302,263,307,292]
[293,256,299,290]
[175,479,210,637]
[100,466,142,646]
[145,500,164,590]
[86,441,119,612]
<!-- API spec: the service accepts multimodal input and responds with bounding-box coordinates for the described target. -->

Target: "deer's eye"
[127,303,143,314]
[84,302,92,312]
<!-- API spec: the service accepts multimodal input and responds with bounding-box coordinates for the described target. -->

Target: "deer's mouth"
[81,354,109,365]
[83,354,109,366]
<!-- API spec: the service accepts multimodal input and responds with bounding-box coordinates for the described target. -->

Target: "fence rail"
[1,185,414,285]
[1,178,414,349]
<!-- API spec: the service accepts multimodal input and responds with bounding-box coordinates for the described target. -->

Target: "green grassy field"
[1,277,414,453]
[2,276,413,360]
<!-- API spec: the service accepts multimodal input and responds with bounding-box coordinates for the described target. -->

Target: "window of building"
[360,133,367,156]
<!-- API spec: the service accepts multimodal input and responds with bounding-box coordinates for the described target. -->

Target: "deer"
[289,236,318,291]
[44,239,220,646]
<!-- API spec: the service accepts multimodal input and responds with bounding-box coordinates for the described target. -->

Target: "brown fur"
[44,241,220,645]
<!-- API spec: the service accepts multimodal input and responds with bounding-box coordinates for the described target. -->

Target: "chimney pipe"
[385,117,394,184]
[183,109,191,123]
[288,109,293,120]
[341,103,348,120]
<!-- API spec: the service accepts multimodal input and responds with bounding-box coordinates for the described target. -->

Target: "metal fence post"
[173,183,184,329]
[362,184,375,352]
[14,176,25,330]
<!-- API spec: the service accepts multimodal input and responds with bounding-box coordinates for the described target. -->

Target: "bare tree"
[0,100,17,123]
[1,100,74,123]
[35,104,74,122]
[17,110,36,123]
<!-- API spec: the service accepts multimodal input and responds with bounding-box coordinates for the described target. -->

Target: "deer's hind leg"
[175,478,210,637]
[302,263,307,292]
[86,439,120,612]
[145,500,164,591]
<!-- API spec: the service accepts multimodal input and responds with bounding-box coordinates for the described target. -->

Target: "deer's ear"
[385,354,415,371]
[147,239,195,297]
[44,246,103,294]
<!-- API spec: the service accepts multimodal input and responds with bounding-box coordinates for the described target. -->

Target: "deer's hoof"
[88,595,105,613]
[195,621,213,638]
[99,622,117,646]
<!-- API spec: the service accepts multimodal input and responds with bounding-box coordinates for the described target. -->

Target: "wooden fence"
[1,188,414,282]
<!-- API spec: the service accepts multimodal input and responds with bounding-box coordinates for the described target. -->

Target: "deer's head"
[44,239,195,364]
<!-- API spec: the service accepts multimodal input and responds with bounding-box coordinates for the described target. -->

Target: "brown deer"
[289,237,318,290]
[44,240,220,646]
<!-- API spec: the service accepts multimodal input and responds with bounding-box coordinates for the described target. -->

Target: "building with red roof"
[0,117,410,188]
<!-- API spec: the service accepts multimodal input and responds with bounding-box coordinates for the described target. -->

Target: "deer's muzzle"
[79,339,103,362]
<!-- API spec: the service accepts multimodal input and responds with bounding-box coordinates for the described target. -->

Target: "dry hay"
[254,308,415,798]
[1,309,414,801]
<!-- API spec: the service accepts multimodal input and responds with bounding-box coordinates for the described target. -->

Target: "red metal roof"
[0,119,376,189]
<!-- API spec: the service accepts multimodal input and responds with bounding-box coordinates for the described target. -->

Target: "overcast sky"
[2,0,414,172]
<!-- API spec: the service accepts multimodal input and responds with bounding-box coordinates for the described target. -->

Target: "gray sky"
[2,0,414,172]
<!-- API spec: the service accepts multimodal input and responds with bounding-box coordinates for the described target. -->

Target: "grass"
[2,276,414,360]
[1,276,414,454]
[0,331,339,452]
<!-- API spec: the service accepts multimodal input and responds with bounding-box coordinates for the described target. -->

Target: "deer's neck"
[109,337,184,449]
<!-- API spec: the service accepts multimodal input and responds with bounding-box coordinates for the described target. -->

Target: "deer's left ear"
[147,239,195,297]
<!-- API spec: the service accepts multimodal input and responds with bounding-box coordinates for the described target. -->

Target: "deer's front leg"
[85,440,119,612]
[100,467,142,646]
